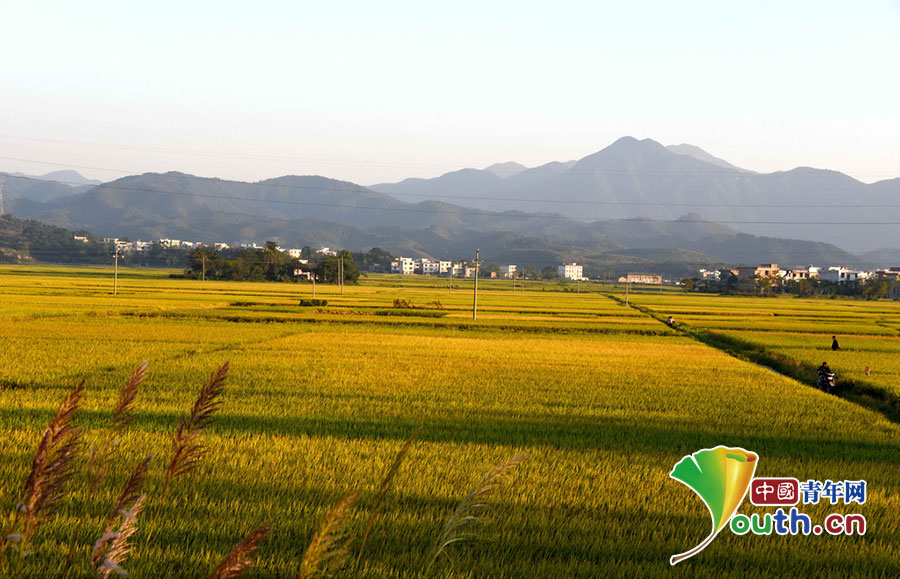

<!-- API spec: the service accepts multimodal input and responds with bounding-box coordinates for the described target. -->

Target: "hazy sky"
[2,0,898,185]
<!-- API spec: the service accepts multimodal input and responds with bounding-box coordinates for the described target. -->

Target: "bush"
[299,299,328,307]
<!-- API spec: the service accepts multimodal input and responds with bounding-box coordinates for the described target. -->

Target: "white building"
[820,267,868,284]
[421,260,440,275]
[159,238,181,248]
[558,263,585,281]
[318,247,337,257]
[783,266,818,283]
[285,248,304,259]
[391,257,416,275]
[73,235,90,243]
[698,268,720,281]
[439,261,453,274]
[503,265,517,279]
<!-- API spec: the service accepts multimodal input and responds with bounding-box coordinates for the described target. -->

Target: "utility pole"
[339,256,344,296]
[625,280,630,307]
[448,268,452,295]
[201,254,206,282]
[472,249,480,320]
[312,273,316,297]
[114,249,119,295]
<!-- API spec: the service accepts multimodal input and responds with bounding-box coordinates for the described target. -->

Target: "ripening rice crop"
[1,266,898,577]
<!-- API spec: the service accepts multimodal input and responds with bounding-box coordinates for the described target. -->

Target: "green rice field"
[1,267,898,577]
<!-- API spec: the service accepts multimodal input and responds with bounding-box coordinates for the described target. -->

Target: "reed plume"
[91,456,151,577]
[14,380,85,550]
[355,429,419,566]
[91,494,145,578]
[163,362,229,496]
[298,489,361,579]
[209,522,272,579]
[429,453,527,568]
[90,361,147,490]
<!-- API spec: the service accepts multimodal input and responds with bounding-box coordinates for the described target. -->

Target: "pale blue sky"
[1,0,898,184]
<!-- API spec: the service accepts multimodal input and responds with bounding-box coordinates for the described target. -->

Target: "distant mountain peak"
[3,169,102,187]
[484,162,527,179]
[666,143,751,173]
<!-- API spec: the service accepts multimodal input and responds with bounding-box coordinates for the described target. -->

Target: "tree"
[541,266,558,280]
[316,250,359,284]
[754,274,775,295]
[187,247,225,280]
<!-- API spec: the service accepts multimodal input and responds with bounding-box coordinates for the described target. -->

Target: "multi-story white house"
[503,265,517,279]
[391,257,416,275]
[439,261,453,274]
[421,260,440,274]
[820,267,866,284]
[558,263,584,281]
[159,238,181,248]
[783,266,818,283]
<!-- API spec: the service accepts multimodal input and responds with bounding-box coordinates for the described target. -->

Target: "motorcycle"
[816,371,835,394]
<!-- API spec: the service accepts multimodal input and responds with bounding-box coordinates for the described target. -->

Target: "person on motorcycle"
[817,362,835,393]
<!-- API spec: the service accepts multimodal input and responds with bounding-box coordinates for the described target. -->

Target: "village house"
[736,264,783,282]
[819,266,867,284]
[874,268,900,281]
[622,272,662,284]
[558,263,585,281]
[390,257,416,275]
[420,259,440,275]
[782,266,818,283]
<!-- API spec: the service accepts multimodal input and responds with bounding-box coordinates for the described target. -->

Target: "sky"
[1,0,898,185]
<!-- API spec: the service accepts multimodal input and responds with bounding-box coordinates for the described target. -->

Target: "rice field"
[1,267,898,577]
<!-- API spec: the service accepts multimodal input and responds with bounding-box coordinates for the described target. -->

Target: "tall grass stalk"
[89,361,147,491]
[210,522,272,579]
[298,489,361,579]
[1,380,85,570]
[163,362,229,497]
[427,453,527,574]
[354,428,419,567]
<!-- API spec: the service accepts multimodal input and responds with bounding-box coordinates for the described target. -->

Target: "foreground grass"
[1,267,898,577]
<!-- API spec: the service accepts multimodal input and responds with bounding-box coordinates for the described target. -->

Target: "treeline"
[183,242,367,283]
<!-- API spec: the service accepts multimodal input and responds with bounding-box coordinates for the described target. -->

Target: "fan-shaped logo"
[669,446,758,565]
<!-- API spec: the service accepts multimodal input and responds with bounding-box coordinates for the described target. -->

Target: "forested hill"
[0,214,110,264]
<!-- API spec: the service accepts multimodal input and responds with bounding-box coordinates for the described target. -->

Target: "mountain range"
[371,137,900,254]
[3,137,897,273]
